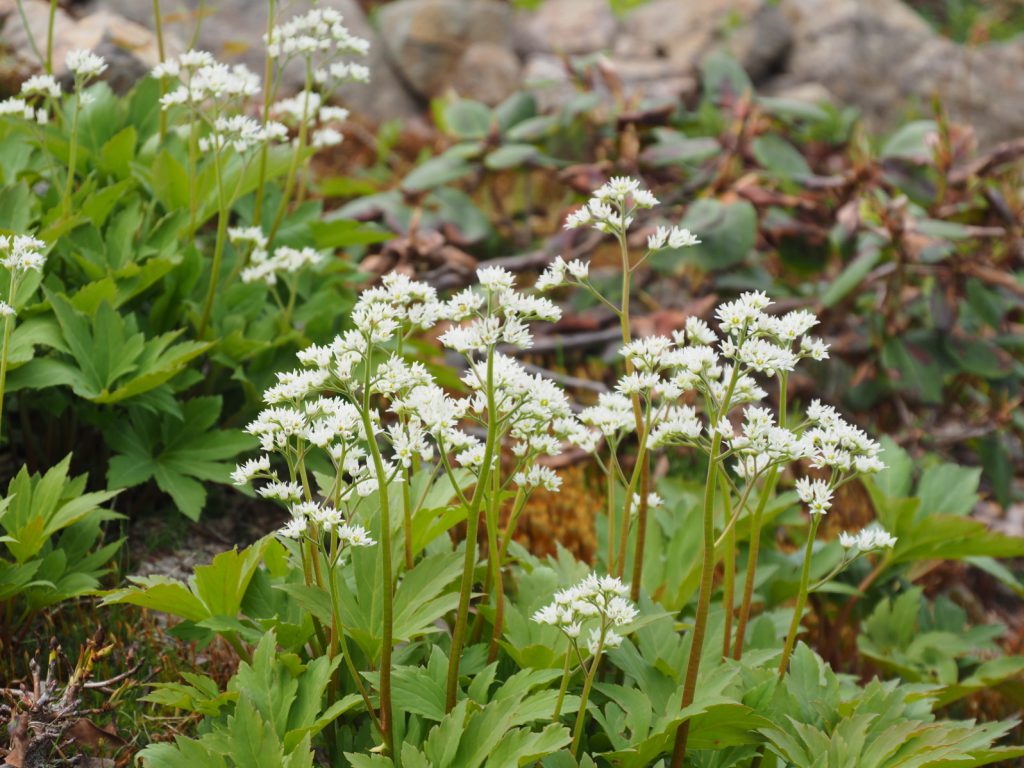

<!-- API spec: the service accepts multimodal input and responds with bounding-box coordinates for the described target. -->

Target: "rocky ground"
[2,0,1024,146]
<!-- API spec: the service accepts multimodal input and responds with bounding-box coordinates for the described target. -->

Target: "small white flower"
[66,49,108,80]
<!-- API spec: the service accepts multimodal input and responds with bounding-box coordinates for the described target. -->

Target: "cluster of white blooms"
[271,93,350,148]
[233,269,587,540]
[265,8,370,62]
[839,525,897,552]
[198,115,287,153]
[66,49,107,80]
[1,234,45,323]
[154,51,261,110]
[278,500,375,546]
[795,477,833,515]
[240,245,323,285]
[548,179,887,534]
[564,176,660,233]
[0,234,46,275]
[647,225,700,251]
[20,74,61,99]
[532,574,638,654]
[0,97,45,123]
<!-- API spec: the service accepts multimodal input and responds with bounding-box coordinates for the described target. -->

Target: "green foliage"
[0,454,121,628]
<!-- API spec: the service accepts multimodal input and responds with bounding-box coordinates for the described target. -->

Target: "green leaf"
[99,126,138,179]
[751,135,812,178]
[444,100,494,140]
[881,119,938,161]
[310,218,394,248]
[402,153,475,193]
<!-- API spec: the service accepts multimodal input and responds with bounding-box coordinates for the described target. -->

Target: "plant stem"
[45,0,56,74]
[0,307,15,439]
[153,0,167,142]
[669,430,722,768]
[402,467,414,570]
[570,632,605,756]
[197,148,229,338]
[669,363,740,768]
[61,95,81,219]
[359,367,395,755]
[327,557,382,734]
[14,0,44,70]
[732,373,787,660]
[267,66,312,245]
[253,0,276,227]
[552,646,572,721]
[720,474,736,658]
[445,346,498,712]
[778,515,821,677]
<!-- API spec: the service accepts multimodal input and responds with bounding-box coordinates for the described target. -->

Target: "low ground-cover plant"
[104,178,1024,766]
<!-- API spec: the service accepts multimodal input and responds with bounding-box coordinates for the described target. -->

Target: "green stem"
[153,0,167,142]
[552,646,573,721]
[0,310,15,440]
[570,631,605,756]
[669,362,740,768]
[402,466,414,570]
[445,346,498,712]
[720,474,736,659]
[45,0,57,74]
[252,0,277,227]
[732,373,787,660]
[61,96,81,218]
[14,0,44,70]
[778,515,821,677]
[327,557,383,734]
[267,66,312,245]
[359,368,394,755]
[485,467,504,662]
[197,148,229,338]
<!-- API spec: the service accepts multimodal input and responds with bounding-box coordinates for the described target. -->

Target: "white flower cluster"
[233,269,588,539]
[0,234,46,275]
[795,477,833,516]
[1,234,46,322]
[66,49,107,80]
[532,573,639,654]
[153,51,261,110]
[278,501,375,546]
[20,74,61,99]
[564,176,659,233]
[240,245,323,285]
[547,177,886,526]
[0,96,47,123]
[839,525,897,552]
[198,115,287,153]
[265,8,370,64]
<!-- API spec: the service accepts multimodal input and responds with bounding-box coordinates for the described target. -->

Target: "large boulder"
[0,0,176,91]
[377,0,520,103]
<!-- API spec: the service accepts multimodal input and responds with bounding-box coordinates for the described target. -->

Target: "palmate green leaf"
[139,734,228,768]
[485,723,571,767]
[39,291,211,403]
[106,397,253,519]
[1,456,120,563]
[392,550,463,641]
[102,539,267,626]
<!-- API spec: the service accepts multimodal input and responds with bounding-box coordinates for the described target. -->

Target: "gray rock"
[514,0,617,56]
[615,0,790,85]
[0,0,177,91]
[377,0,511,99]
[450,42,521,106]
[771,0,1024,146]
